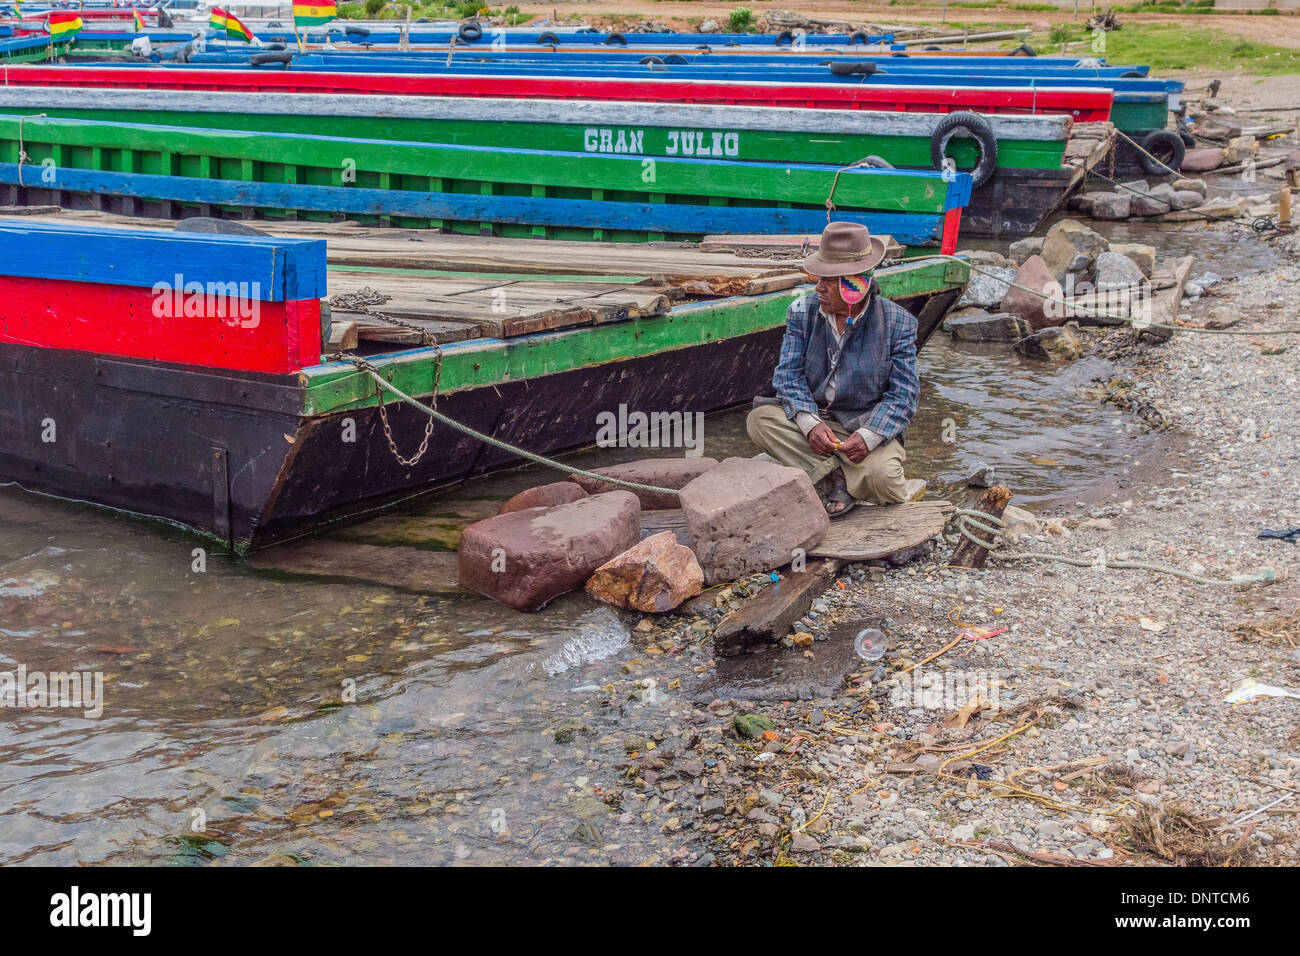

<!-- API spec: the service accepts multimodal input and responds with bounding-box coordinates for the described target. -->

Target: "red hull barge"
[4,66,1115,121]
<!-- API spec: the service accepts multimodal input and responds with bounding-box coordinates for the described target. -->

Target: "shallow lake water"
[0,223,1274,865]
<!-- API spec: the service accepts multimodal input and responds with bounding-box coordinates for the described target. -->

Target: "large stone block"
[1041,219,1109,282]
[945,309,1029,343]
[678,457,828,585]
[998,254,1063,332]
[569,457,719,510]
[585,531,704,612]
[1008,236,1044,267]
[1108,242,1156,277]
[1090,192,1132,221]
[498,481,588,515]
[459,491,641,611]
[1180,147,1225,173]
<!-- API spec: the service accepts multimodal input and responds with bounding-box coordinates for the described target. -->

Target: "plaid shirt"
[771,288,920,444]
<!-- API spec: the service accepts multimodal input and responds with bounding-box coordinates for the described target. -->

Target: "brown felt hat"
[802,221,887,278]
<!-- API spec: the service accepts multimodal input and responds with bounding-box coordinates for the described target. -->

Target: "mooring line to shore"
[341,357,684,497]
[951,508,1276,586]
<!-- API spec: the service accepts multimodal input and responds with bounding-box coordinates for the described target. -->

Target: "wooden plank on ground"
[712,558,845,657]
[1138,254,1194,343]
[807,500,954,561]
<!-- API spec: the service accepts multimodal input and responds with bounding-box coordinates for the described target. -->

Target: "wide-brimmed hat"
[802,221,887,278]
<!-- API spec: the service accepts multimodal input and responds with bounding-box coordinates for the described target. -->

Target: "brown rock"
[585,531,704,612]
[497,481,588,515]
[458,491,641,611]
[569,457,719,510]
[678,457,828,585]
[1179,147,1225,173]
[1015,324,1082,362]
[1041,219,1108,282]
[998,255,1064,332]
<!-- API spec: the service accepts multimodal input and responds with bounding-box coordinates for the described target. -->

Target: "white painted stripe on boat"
[0,86,1073,141]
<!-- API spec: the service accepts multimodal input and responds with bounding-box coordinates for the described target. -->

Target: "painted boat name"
[584,128,741,157]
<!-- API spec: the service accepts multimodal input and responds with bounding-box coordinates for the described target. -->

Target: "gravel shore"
[592,224,1299,867]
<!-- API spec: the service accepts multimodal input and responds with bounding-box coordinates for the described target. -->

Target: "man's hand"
[837,432,869,463]
[807,423,839,456]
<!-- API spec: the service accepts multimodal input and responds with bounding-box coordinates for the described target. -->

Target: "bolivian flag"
[293,0,336,28]
[210,7,254,42]
[133,9,146,32]
[47,12,83,38]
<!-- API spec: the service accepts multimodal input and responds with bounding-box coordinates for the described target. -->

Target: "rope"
[951,508,1275,586]
[16,112,45,188]
[1113,128,1180,178]
[342,358,682,497]
[938,254,1300,335]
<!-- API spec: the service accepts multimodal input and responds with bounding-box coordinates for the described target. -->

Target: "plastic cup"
[854,627,888,661]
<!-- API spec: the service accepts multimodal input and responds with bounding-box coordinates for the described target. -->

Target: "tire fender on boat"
[458,21,483,42]
[1138,129,1186,175]
[250,51,293,66]
[537,31,560,46]
[776,30,794,45]
[605,33,627,45]
[850,31,868,44]
[929,111,999,189]
[828,60,878,76]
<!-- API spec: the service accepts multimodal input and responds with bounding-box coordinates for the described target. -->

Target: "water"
[0,325,1171,866]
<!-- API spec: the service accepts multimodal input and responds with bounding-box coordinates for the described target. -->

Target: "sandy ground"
[506,3,1300,50]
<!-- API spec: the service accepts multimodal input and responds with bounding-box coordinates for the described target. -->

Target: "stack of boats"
[0,18,1185,548]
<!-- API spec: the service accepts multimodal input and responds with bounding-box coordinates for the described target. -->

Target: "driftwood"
[713,558,844,657]
[1138,255,1194,344]
[807,500,953,561]
[949,486,1012,571]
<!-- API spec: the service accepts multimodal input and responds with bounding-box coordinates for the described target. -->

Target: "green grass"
[1095,24,1300,74]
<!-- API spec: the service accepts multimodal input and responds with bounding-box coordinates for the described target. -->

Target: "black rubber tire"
[776,30,794,45]
[269,35,288,43]
[828,60,878,76]
[1121,70,1144,78]
[1139,129,1186,175]
[538,31,560,46]
[250,51,293,66]
[458,21,483,42]
[605,33,627,45]
[265,41,286,51]
[268,21,283,28]
[639,55,664,65]
[345,25,370,37]
[1178,127,1196,149]
[929,110,999,189]
[664,53,687,64]
[1013,43,1036,56]
[850,31,868,44]
[924,45,941,51]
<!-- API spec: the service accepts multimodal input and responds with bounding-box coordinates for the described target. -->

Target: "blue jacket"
[771,288,920,444]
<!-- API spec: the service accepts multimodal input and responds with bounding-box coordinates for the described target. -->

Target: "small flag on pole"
[292,0,337,29]
[133,9,146,32]
[47,12,83,40]
[209,7,254,41]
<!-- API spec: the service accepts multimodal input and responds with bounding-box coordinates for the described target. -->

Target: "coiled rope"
[951,508,1275,586]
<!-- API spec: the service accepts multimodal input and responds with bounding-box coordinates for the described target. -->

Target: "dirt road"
[510,3,1300,50]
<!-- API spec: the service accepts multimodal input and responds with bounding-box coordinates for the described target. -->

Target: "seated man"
[746,221,919,517]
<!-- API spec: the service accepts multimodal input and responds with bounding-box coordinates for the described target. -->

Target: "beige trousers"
[745,404,908,504]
